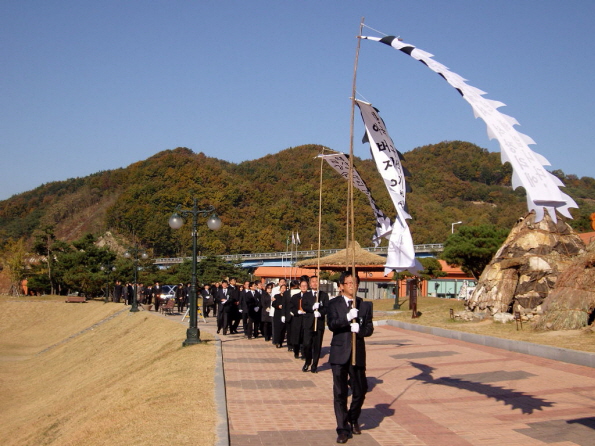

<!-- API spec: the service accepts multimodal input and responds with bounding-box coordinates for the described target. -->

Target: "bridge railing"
[154,243,443,265]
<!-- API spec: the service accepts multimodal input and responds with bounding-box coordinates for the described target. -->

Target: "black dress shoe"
[276,344,282,348]
[351,422,361,435]
[302,364,309,372]
[310,367,317,373]
[216,329,220,334]
[336,432,350,444]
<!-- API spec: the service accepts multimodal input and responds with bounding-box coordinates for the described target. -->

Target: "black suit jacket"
[261,291,273,322]
[292,291,315,327]
[302,290,329,331]
[216,288,234,313]
[246,290,261,319]
[282,289,299,322]
[327,296,373,366]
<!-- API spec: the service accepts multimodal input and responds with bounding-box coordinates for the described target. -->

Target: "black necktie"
[347,299,352,309]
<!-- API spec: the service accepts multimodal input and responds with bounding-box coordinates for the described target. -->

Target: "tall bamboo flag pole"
[314,150,325,332]
[349,17,365,366]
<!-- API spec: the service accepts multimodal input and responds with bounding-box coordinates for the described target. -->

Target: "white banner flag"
[355,100,411,222]
[320,152,392,245]
[361,35,577,223]
[355,100,418,274]
[384,213,422,276]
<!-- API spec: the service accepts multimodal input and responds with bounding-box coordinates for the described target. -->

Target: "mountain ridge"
[1,142,593,257]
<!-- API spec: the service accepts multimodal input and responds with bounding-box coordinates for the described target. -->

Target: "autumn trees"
[0,141,593,272]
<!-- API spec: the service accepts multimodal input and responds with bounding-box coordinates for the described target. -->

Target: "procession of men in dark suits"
[208,272,373,444]
[110,270,373,443]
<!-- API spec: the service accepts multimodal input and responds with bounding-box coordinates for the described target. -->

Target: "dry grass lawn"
[371,296,595,353]
[0,296,216,446]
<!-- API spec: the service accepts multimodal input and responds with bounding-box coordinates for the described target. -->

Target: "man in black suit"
[113,280,123,303]
[211,282,220,317]
[152,282,162,312]
[201,284,213,317]
[289,278,312,361]
[245,281,261,339]
[302,275,329,373]
[327,270,374,444]
[228,278,241,334]
[216,280,234,334]
[271,283,288,348]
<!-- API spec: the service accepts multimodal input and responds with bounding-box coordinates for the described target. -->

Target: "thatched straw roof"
[296,241,386,271]
[534,239,595,330]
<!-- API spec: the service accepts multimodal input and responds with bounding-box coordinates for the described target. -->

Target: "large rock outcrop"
[467,211,585,315]
[534,239,595,330]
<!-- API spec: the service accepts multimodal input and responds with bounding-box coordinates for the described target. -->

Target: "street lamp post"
[451,221,463,234]
[124,247,148,313]
[100,264,116,303]
[169,200,222,346]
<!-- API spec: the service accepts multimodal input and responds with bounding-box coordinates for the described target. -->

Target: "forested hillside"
[1,142,593,257]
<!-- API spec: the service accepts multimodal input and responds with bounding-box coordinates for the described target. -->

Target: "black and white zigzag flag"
[361,35,577,223]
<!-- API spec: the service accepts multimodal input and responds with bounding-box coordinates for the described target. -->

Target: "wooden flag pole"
[349,17,365,366]
[314,151,325,332]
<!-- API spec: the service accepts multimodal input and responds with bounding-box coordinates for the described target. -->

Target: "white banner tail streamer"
[361,35,578,222]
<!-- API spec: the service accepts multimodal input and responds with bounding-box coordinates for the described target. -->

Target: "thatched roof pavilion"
[296,241,386,271]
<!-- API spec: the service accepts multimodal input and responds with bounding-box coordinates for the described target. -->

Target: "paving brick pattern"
[199,317,595,445]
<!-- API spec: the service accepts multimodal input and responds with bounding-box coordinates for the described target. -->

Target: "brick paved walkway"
[197,315,595,446]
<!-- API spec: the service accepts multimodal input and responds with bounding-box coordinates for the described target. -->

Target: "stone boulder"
[467,211,585,315]
[534,239,595,330]
[493,312,515,323]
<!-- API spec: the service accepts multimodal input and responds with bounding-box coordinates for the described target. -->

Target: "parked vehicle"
[159,285,177,301]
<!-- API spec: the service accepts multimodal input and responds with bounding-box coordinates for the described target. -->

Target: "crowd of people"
[112,281,189,313]
[205,275,329,372]
[208,272,375,444]
[112,271,374,443]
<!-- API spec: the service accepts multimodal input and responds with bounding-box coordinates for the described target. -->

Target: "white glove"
[281,316,286,323]
[347,308,359,321]
[298,310,306,315]
[221,299,227,304]
[290,312,294,316]
[312,302,320,310]
[350,322,360,333]
[314,310,321,318]
[239,309,243,313]
[254,306,260,312]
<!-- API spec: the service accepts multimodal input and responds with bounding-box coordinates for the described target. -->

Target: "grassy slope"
[371,296,595,353]
[0,297,216,446]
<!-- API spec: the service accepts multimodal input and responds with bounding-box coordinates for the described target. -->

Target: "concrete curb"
[164,310,229,445]
[213,335,230,446]
[375,319,595,368]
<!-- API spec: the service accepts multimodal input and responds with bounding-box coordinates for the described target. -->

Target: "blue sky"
[1,1,593,201]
